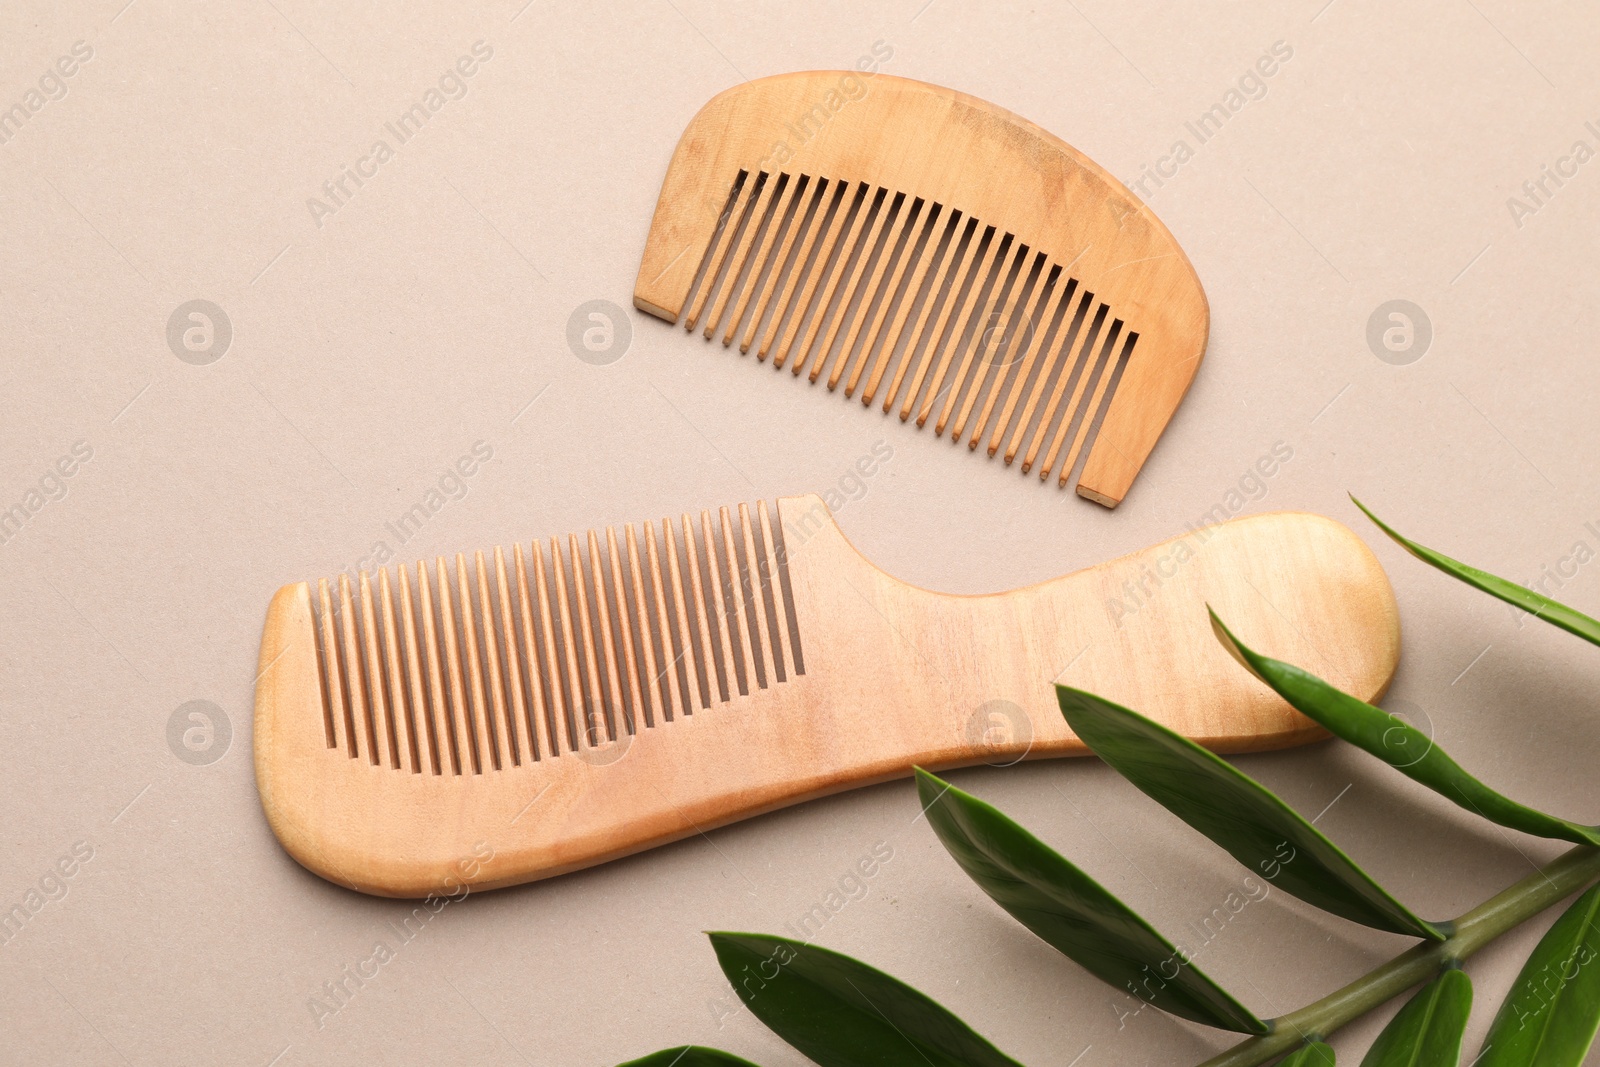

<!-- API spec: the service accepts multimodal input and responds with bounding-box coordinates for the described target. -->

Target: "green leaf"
[1280,1040,1337,1066]
[915,768,1266,1034]
[617,1049,765,1067]
[1211,611,1600,849]
[1352,496,1600,648]
[1476,883,1600,1067]
[1359,968,1472,1067]
[708,932,1024,1067]
[1056,686,1448,941]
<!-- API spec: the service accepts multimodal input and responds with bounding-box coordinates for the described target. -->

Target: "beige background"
[4,0,1599,1063]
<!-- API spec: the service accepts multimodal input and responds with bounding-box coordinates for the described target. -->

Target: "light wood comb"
[634,72,1209,507]
[254,498,1398,898]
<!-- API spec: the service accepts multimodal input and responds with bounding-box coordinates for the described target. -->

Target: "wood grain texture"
[254,497,1399,898]
[634,72,1209,506]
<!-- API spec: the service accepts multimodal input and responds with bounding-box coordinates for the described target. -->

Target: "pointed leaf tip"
[709,932,1025,1067]
[916,769,1266,1033]
[1055,684,1447,940]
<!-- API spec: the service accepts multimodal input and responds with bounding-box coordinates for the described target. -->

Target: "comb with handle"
[254,498,1398,898]
[634,72,1209,507]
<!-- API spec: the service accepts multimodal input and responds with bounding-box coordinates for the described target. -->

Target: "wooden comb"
[634,72,1209,507]
[254,497,1398,897]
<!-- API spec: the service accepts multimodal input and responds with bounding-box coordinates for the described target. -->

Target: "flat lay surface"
[3,1,1599,1064]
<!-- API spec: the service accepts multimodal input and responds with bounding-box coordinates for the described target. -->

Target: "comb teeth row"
[310,502,805,775]
[680,170,1141,489]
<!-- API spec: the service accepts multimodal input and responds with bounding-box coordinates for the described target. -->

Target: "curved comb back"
[635,72,1208,507]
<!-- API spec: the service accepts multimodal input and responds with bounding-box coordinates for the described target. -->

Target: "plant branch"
[1195,845,1600,1067]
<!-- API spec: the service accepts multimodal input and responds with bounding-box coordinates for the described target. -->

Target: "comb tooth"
[1055,320,1126,486]
[565,533,609,746]
[396,564,437,773]
[810,189,899,385]
[455,554,498,770]
[845,200,933,397]
[755,502,793,681]
[713,175,787,340]
[337,574,374,763]
[701,509,746,695]
[1026,303,1108,475]
[938,239,1027,436]
[491,547,532,763]
[636,524,676,721]
[589,528,631,737]
[473,551,515,767]
[741,175,814,353]
[919,230,1010,430]
[704,171,771,337]
[617,524,662,726]
[896,218,982,419]
[679,513,725,703]
[656,519,703,711]
[359,571,398,769]
[416,561,459,774]
[759,178,840,362]
[985,272,1070,456]
[1072,330,1138,490]
[617,526,656,729]
[683,171,748,332]
[377,568,419,772]
[316,578,345,751]
[826,194,917,392]
[716,506,757,691]
[765,501,807,674]
[773,181,861,370]
[509,544,548,759]
[962,255,1048,447]
[534,541,574,753]
[736,503,773,688]
[550,537,588,750]
[948,245,1037,442]
[436,556,480,773]
[875,210,963,411]
[725,175,801,347]
[1008,286,1093,466]
[792,186,881,379]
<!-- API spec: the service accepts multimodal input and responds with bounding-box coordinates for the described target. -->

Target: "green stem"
[1196,845,1600,1067]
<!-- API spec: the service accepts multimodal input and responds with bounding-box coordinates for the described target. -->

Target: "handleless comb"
[634,72,1209,506]
[254,498,1397,897]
